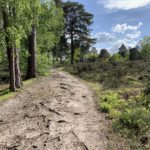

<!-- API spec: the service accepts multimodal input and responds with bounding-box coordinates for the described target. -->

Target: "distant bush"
[109,53,124,62]
[37,53,52,76]
[99,49,110,60]
[85,53,99,62]
[66,60,150,89]
[129,48,142,61]
[118,44,128,58]
[141,36,150,60]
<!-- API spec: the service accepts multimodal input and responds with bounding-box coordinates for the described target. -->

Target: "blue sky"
[64,0,150,52]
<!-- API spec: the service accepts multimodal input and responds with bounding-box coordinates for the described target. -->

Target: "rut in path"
[0,70,127,150]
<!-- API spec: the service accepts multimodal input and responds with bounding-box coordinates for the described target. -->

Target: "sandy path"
[0,70,119,150]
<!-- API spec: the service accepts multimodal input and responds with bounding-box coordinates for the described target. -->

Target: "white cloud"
[126,31,141,40]
[110,40,137,53]
[99,0,150,10]
[113,39,137,48]
[94,22,143,52]
[95,32,116,43]
[112,22,143,33]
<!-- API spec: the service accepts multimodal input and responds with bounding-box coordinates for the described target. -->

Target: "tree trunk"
[3,10,16,92]
[14,47,22,88]
[70,30,74,65]
[7,46,16,92]
[26,24,36,79]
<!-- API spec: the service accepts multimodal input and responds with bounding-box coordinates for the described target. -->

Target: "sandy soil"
[0,70,127,150]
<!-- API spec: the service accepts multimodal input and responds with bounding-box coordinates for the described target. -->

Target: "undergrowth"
[64,60,150,149]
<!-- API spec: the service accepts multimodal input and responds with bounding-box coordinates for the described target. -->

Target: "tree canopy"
[62,1,95,64]
[0,0,64,91]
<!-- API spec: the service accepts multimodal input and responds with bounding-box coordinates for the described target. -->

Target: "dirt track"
[0,70,125,150]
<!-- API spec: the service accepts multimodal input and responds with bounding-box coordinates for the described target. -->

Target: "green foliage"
[0,0,64,77]
[118,44,128,58]
[110,53,123,62]
[65,56,150,149]
[124,75,142,87]
[52,35,68,63]
[100,91,125,117]
[66,59,150,89]
[141,36,150,60]
[0,49,6,64]
[0,32,6,64]
[137,95,150,110]
[63,1,93,37]
[20,48,29,74]
[113,94,150,148]
[115,105,149,135]
[90,47,98,54]
[85,53,99,62]
[62,1,95,64]
[38,0,64,53]
[144,82,150,95]
[129,48,141,61]
[99,49,110,60]
[85,77,150,149]
[37,52,52,76]
[99,87,150,148]
[1,0,34,48]
[73,48,80,62]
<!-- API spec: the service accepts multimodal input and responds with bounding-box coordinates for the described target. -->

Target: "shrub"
[129,48,142,61]
[109,53,124,62]
[144,82,150,95]
[99,49,110,60]
[100,92,125,118]
[141,36,150,60]
[37,53,52,76]
[137,95,150,110]
[85,53,99,62]
[104,76,121,88]
[115,107,149,135]
[100,102,112,113]
[118,44,128,58]
[64,58,150,149]
[114,95,150,148]
[0,50,6,64]
[66,60,150,89]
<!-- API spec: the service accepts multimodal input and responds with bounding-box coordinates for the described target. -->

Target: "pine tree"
[63,1,94,64]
